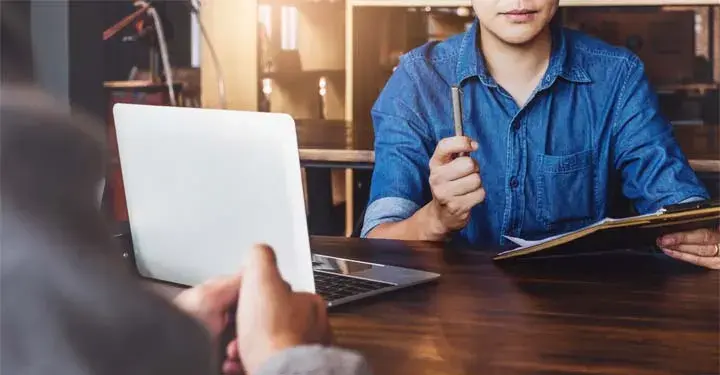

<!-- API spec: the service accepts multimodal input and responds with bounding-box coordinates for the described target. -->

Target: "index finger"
[226,339,239,359]
[659,228,720,246]
[430,136,478,167]
[198,273,243,308]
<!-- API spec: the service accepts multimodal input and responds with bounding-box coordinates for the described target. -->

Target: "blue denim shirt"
[361,21,709,247]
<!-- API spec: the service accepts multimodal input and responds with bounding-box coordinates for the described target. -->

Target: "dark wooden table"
[151,236,720,375]
[316,237,720,375]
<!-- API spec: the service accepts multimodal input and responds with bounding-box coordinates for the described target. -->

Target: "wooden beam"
[200,0,257,110]
[714,6,720,83]
[345,5,355,237]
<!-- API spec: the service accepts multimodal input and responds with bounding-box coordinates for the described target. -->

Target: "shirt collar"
[455,20,592,88]
[454,20,483,86]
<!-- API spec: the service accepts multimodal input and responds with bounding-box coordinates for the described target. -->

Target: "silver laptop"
[112,104,439,307]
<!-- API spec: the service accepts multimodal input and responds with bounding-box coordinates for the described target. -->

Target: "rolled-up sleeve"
[361,197,421,237]
[612,58,709,213]
[361,65,435,237]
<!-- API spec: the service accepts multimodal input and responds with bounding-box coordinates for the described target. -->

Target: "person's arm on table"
[367,136,484,241]
[610,57,717,269]
[368,201,450,242]
[361,68,485,241]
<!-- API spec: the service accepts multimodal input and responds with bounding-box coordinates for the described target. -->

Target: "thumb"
[242,244,286,291]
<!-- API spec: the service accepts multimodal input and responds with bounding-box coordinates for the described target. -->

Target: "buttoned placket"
[492,75,556,240]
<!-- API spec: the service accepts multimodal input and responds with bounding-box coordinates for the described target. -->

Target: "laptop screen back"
[112,104,314,292]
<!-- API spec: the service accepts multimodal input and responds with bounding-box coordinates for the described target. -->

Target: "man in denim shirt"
[362,0,720,269]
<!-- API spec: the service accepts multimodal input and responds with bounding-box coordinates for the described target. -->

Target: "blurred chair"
[350,208,366,238]
[104,80,181,222]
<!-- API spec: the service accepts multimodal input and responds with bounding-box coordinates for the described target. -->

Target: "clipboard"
[494,200,720,261]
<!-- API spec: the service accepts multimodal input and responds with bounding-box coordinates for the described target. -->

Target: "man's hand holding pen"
[425,86,485,236]
[427,136,485,235]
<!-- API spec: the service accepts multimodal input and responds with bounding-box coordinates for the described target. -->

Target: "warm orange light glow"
[281,6,298,50]
[259,5,272,38]
[262,78,273,95]
[319,77,327,96]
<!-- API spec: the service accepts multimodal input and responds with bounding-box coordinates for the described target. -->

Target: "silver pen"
[451,86,466,156]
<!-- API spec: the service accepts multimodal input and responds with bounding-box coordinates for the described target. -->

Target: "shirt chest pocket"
[536,149,596,233]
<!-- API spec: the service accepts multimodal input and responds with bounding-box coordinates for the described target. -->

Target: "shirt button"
[509,177,519,188]
[512,121,520,131]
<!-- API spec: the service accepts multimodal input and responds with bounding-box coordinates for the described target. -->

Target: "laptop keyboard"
[313,271,394,301]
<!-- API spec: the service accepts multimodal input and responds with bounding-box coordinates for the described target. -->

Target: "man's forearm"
[255,345,372,375]
[365,202,448,242]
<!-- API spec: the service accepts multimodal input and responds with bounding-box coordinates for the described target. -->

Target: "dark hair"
[1,0,114,258]
[1,0,107,227]
[0,91,214,375]
[1,85,108,244]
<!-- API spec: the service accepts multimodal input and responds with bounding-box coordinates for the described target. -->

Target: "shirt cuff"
[679,196,707,203]
[640,188,710,214]
[361,197,420,237]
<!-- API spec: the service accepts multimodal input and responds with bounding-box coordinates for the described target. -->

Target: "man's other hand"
[658,226,720,270]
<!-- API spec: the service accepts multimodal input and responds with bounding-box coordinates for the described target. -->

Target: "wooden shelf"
[351,0,467,7]
[351,0,719,7]
[261,69,345,84]
[262,70,345,120]
[657,82,720,93]
[689,159,720,173]
[259,0,344,6]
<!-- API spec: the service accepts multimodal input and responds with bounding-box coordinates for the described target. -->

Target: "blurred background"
[4,0,718,237]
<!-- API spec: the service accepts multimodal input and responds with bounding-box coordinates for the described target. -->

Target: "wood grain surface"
[147,236,719,375]
[312,236,720,375]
